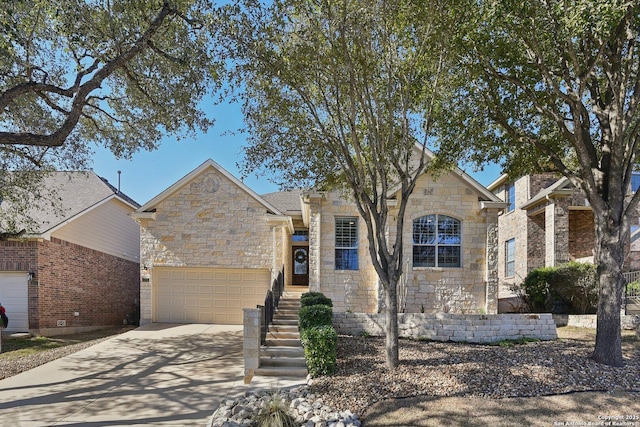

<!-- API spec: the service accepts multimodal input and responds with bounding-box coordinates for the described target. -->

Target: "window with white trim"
[413,214,461,268]
[335,217,358,270]
[506,182,515,212]
[505,238,516,277]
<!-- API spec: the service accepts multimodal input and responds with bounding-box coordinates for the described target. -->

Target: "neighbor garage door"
[0,271,29,332]
[154,267,270,324]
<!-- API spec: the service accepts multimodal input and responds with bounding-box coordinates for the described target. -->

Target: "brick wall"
[495,176,530,298]
[569,210,595,259]
[0,240,39,329]
[0,240,38,272]
[527,214,546,272]
[36,238,139,331]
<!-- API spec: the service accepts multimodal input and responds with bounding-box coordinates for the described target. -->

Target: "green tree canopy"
[0,0,220,235]
[219,0,453,368]
[439,0,640,366]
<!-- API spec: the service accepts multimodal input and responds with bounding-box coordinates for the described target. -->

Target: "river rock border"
[207,385,361,427]
[333,312,557,342]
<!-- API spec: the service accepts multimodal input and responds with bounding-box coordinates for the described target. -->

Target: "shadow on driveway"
[0,324,244,426]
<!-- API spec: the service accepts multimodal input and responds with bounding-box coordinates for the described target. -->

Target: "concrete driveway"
[0,324,248,426]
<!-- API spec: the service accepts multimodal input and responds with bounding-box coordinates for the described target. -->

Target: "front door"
[292,246,309,286]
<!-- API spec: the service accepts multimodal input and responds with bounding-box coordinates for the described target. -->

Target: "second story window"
[506,182,516,212]
[506,238,516,277]
[335,217,358,270]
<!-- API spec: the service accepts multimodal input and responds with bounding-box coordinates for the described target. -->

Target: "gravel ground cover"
[0,326,133,380]
[310,328,640,417]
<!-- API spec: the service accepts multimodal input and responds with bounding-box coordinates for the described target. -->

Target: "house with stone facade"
[133,154,507,326]
[488,173,640,312]
[0,171,140,334]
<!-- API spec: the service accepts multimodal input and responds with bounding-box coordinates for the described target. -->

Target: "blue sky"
[91,100,503,205]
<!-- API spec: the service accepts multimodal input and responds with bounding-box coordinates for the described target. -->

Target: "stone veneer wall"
[137,167,288,323]
[139,168,277,270]
[333,312,557,343]
[308,192,378,313]
[553,314,640,330]
[309,170,500,315]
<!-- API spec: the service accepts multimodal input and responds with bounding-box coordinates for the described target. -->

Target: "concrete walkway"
[0,324,303,426]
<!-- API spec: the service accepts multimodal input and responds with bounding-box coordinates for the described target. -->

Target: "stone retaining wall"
[552,314,640,330]
[333,312,557,343]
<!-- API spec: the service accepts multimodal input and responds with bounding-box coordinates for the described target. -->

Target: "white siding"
[52,199,140,262]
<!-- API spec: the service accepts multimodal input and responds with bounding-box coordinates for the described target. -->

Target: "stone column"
[485,211,499,314]
[243,307,261,384]
[307,195,322,292]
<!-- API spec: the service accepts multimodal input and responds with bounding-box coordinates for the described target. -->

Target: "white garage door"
[0,272,29,332]
[154,267,270,324]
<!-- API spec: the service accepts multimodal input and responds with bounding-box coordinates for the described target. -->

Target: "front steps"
[254,293,308,378]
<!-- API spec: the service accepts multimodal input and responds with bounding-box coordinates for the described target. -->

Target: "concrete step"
[272,319,299,326]
[275,309,300,316]
[254,366,308,378]
[269,324,299,333]
[267,331,300,340]
[265,338,301,347]
[260,356,307,368]
[273,315,299,322]
[261,346,305,358]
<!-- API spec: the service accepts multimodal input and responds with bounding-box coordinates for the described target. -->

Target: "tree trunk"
[592,212,625,367]
[384,279,399,369]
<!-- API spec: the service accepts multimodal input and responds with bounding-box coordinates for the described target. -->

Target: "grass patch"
[0,336,69,359]
[0,327,131,360]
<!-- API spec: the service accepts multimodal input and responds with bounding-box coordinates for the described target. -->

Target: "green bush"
[298,304,333,331]
[511,267,555,312]
[300,292,333,308]
[300,325,338,377]
[627,281,640,294]
[512,262,598,314]
[553,261,597,314]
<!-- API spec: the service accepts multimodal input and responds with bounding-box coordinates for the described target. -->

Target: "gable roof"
[10,171,140,237]
[261,190,303,214]
[135,159,284,215]
[520,177,574,210]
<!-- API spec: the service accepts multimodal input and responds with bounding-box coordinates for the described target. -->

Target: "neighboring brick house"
[134,153,507,325]
[488,173,640,312]
[0,172,140,334]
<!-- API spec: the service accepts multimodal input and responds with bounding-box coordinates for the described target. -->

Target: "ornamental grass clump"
[250,392,297,427]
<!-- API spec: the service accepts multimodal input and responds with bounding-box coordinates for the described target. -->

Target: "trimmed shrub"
[298,304,333,331]
[553,261,597,314]
[512,262,597,314]
[300,292,333,308]
[511,267,555,312]
[300,325,338,377]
